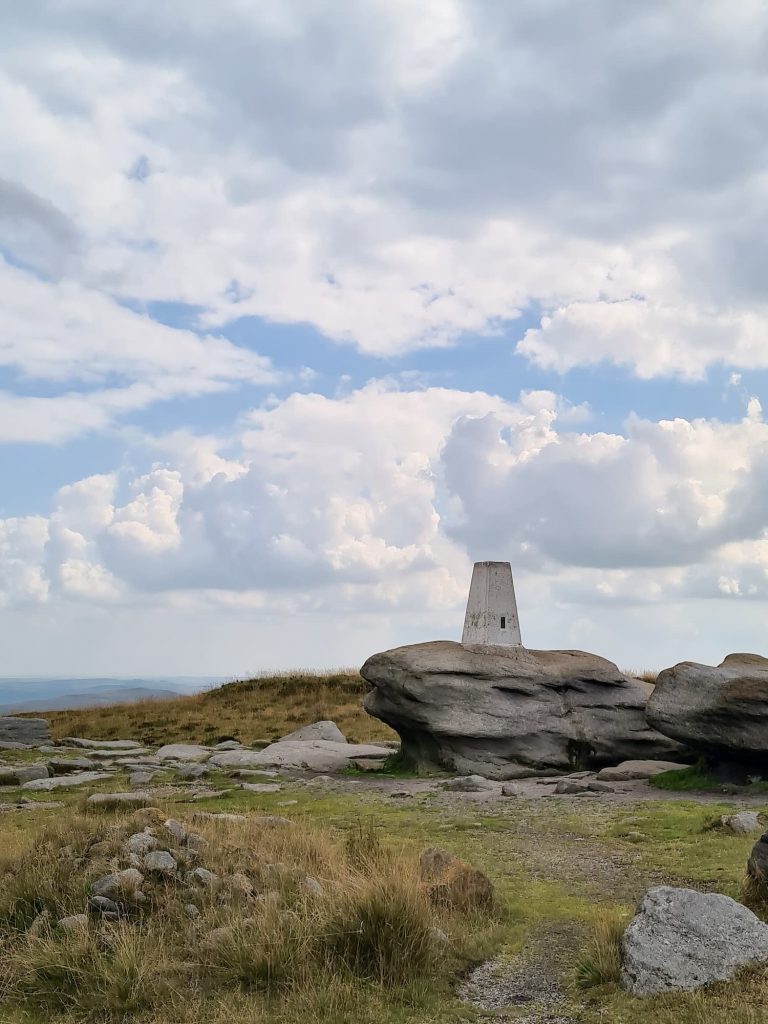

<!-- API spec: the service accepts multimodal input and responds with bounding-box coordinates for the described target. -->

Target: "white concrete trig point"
[461,561,522,646]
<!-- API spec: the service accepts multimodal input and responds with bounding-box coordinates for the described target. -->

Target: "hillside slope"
[32,669,395,746]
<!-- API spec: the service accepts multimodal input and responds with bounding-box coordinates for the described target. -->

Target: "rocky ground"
[2,719,768,1023]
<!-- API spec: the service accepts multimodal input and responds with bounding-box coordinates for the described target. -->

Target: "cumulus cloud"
[1,2,767,370]
[1,384,767,622]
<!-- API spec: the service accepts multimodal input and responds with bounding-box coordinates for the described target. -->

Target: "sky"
[2,0,768,677]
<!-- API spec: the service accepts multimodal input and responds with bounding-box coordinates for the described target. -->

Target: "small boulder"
[187,866,221,889]
[304,875,323,896]
[164,818,187,844]
[747,831,768,882]
[143,850,177,876]
[48,757,97,774]
[721,811,761,835]
[240,782,281,793]
[58,913,88,932]
[0,763,50,786]
[621,886,768,996]
[91,868,144,900]
[176,763,209,779]
[24,771,108,790]
[60,738,141,750]
[596,760,689,782]
[418,847,494,911]
[87,895,120,919]
[554,780,590,795]
[129,771,156,787]
[213,740,242,751]
[155,744,211,763]
[124,831,158,855]
[280,721,347,743]
[87,791,152,807]
[441,775,500,793]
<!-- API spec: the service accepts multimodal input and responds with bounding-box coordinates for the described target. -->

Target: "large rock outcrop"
[361,642,685,778]
[647,653,768,774]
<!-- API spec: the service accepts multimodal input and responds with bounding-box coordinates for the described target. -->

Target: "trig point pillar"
[461,561,522,646]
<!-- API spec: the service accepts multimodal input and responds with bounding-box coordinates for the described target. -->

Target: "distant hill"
[0,686,182,714]
[0,677,220,715]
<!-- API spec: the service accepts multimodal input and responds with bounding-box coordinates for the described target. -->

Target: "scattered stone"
[419,847,494,910]
[441,775,500,793]
[430,926,449,944]
[721,811,761,835]
[24,771,108,791]
[240,782,281,793]
[59,738,142,750]
[143,850,177,876]
[621,886,768,996]
[229,872,255,897]
[0,740,32,750]
[124,831,158,855]
[87,895,120,919]
[353,758,389,772]
[280,721,347,743]
[186,832,207,851]
[28,910,51,935]
[554,781,590,795]
[305,775,334,786]
[188,866,221,889]
[184,903,200,918]
[87,791,152,806]
[155,744,211,762]
[304,875,323,895]
[91,868,144,900]
[0,717,51,745]
[625,831,646,842]
[361,641,685,778]
[130,771,156,787]
[500,783,521,797]
[164,818,187,844]
[175,763,209,779]
[48,757,98,774]
[213,740,242,751]
[0,763,50,786]
[747,831,768,882]
[596,760,690,782]
[586,780,615,793]
[192,811,246,823]
[209,740,391,773]
[58,913,88,932]
[130,807,165,828]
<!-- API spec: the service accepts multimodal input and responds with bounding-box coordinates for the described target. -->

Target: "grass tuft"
[572,911,626,990]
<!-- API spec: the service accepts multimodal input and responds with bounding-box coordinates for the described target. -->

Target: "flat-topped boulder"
[361,641,686,779]
[596,759,689,782]
[155,744,212,762]
[209,740,391,772]
[59,738,142,750]
[647,654,768,774]
[0,717,50,745]
[280,721,347,743]
[22,771,110,790]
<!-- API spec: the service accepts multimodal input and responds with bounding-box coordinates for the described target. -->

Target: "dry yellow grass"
[31,670,396,747]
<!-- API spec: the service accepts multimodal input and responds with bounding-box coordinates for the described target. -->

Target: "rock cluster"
[362,641,685,778]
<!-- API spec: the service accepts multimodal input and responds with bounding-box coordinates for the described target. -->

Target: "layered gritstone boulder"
[361,641,685,779]
[647,653,768,776]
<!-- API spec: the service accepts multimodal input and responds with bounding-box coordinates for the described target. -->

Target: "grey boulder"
[59,738,142,750]
[48,757,98,774]
[647,653,768,769]
[280,720,347,743]
[209,740,390,772]
[441,775,500,793]
[143,850,177,876]
[0,763,50,786]
[155,744,211,762]
[23,771,108,790]
[361,642,685,779]
[621,886,768,996]
[596,759,689,782]
[0,717,50,745]
[721,811,762,835]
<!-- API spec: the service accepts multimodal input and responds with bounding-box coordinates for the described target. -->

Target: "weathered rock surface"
[144,850,177,875]
[621,886,768,996]
[0,763,50,786]
[441,775,500,793]
[721,811,761,835]
[647,654,768,771]
[60,738,142,750]
[0,717,50,745]
[209,740,390,772]
[155,744,212,762]
[419,847,494,910]
[280,720,347,743]
[48,756,98,774]
[596,759,688,782]
[87,791,152,806]
[91,868,144,900]
[362,641,685,778]
[23,771,108,790]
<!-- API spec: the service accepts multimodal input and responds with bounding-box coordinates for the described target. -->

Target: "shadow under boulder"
[361,641,686,779]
